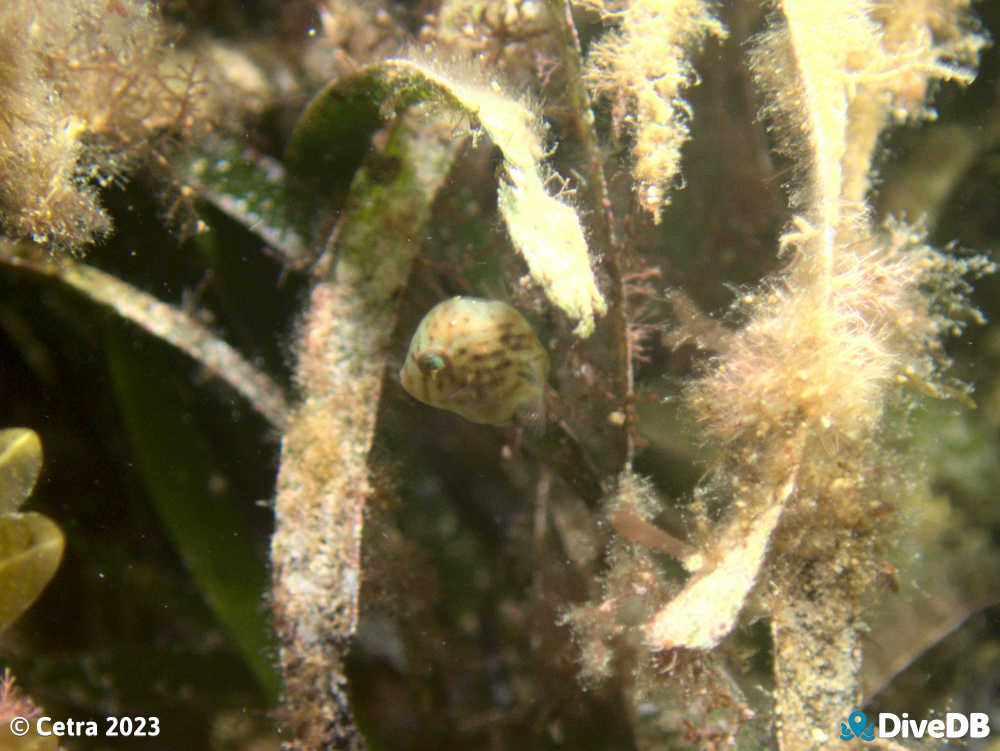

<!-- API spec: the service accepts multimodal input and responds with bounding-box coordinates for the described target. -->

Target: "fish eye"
[417,350,448,374]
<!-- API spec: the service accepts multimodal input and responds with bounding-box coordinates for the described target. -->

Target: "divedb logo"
[840,710,991,742]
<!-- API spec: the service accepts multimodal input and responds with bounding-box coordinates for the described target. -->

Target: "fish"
[399,296,550,425]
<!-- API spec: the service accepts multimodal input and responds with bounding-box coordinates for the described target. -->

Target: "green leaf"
[105,325,280,701]
[186,135,311,265]
[287,59,605,335]
[285,71,391,200]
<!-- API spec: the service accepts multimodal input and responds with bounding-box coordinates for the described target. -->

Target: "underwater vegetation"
[1,0,1000,749]
[0,429,64,635]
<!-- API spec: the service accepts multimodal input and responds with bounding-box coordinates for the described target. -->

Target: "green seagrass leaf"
[105,325,280,701]
[185,135,311,266]
[286,59,604,335]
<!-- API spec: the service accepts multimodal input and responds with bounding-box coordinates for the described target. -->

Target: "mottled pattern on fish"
[399,297,550,425]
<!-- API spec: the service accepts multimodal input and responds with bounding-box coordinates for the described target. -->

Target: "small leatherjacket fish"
[399,296,550,425]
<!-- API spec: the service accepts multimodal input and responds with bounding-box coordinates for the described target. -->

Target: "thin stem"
[546,0,635,466]
[0,253,289,427]
[611,508,699,563]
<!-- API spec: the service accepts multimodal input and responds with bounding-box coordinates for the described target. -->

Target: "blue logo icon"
[841,710,876,741]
